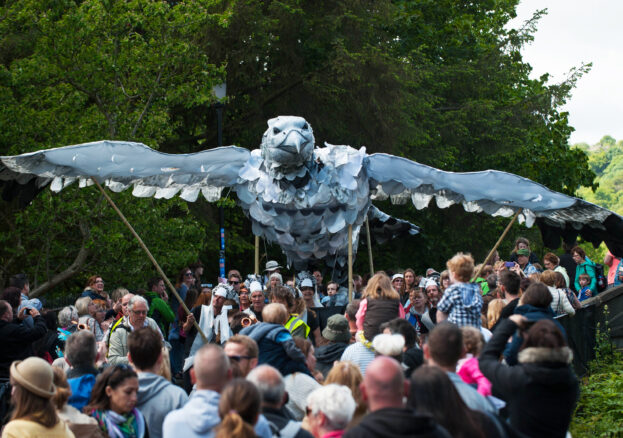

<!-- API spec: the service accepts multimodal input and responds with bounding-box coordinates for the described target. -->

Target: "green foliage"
[570,306,623,437]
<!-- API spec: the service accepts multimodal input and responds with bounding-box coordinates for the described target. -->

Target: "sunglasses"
[184,272,193,277]
[228,355,254,362]
[229,280,240,285]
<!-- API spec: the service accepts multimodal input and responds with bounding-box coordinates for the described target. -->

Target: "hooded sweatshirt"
[137,372,188,438]
[314,342,349,376]
[343,408,450,438]
[163,390,220,438]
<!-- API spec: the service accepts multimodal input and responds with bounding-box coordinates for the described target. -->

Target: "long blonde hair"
[325,361,366,418]
[362,273,399,300]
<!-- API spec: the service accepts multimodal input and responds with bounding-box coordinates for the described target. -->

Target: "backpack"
[594,263,607,293]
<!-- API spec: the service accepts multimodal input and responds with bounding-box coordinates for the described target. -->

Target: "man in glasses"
[228,272,242,295]
[108,295,165,365]
[224,334,259,377]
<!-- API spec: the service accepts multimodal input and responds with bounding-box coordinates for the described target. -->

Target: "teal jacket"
[574,257,597,293]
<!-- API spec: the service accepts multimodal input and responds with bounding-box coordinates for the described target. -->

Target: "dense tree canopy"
[0,0,598,293]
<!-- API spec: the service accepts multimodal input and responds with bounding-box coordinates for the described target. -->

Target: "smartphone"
[505,262,515,268]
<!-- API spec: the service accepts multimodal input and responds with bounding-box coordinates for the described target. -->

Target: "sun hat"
[264,260,282,272]
[321,314,351,343]
[517,248,530,257]
[300,278,314,288]
[10,357,56,398]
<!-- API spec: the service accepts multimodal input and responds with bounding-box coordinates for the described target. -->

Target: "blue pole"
[216,104,225,279]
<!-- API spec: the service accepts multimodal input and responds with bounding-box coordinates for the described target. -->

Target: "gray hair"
[65,330,97,367]
[75,297,92,316]
[306,384,356,431]
[58,305,79,327]
[128,295,149,311]
[269,272,283,285]
[247,365,285,405]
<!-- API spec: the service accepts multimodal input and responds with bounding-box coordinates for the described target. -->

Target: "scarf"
[92,408,145,438]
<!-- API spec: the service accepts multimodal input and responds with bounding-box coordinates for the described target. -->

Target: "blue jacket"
[503,304,566,366]
[68,374,96,411]
[240,322,310,376]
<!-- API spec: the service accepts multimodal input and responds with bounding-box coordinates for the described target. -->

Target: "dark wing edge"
[0,140,251,206]
[366,153,623,256]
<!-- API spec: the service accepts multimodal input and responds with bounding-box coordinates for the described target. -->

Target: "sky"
[508,0,623,146]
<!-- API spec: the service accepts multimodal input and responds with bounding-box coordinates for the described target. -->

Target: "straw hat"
[10,357,56,398]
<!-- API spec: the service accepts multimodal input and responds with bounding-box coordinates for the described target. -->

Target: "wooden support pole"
[365,216,374,277]
[92,178,208,343]
[348,225,353,303]
[254,235,260,275]
[473,208,523,281]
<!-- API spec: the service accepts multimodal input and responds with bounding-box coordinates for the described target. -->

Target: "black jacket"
[314,342,348,376]
[0,315,47,378]
[262,406,313,438]
[479,319,579,438]
[343,407,451,438]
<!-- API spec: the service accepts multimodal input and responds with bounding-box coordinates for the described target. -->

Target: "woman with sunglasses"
[85,364,148,438]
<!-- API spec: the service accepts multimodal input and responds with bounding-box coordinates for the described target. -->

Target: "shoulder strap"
[280,420,301,438]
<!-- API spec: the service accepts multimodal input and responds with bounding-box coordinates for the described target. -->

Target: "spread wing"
[0,140,250,205]
[366,153,623,255]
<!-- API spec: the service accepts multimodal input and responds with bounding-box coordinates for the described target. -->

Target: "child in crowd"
[355,273,405,343]
[577,274,592,302]
[239,303,310,377]
[436,253,483,328]
[457,326,491,396]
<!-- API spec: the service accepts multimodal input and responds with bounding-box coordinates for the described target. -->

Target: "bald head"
[247,365,285,408]
[362,357,405,411]
[194,344,230,391]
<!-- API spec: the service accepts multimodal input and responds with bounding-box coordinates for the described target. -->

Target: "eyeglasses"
[184,272,193,277]
[229,280,240,285]
[228,355,254,362]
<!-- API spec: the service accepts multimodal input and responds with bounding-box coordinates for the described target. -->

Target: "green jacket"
[144,291,176,334]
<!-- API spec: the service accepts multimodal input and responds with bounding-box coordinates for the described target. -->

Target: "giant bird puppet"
[2,116,623,282]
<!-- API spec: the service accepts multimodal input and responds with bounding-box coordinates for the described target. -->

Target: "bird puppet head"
[260,116,315,178]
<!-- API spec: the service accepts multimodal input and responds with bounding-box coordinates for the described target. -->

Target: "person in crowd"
[285,338,322,420]
[246,283,267,322]
[502,282,566,366]
[558,241,577,290]
[82,275,107,301]
[540,270,575,316]
[224,335,259,377]
[248,365,314,438]
[356,273,405,344]
[577,273,593,302]
[543,252,570,287]
[407,366,505,438]
[343,300,359,343]
[603,250,621,288]
[190,261,204,286]
[169,267,196,376]
[9,273,30,304]
[404,269,417,295]
[178,287,198,349]
[437,253,483,328]
[3,357,75,438]
[439,270,451,293]
[508,237,540,265]
[323,361,366,427]
[269,272,284,289]
[264,260,283,284]
[129,327,188,438]
[76,297,104,342]
[555,271,581,310]
[189,284,233,350]
[343,356,448,438]
[228,271,243,296]
[306,384,356,438]
[64,330,100,411]
[405,287,431,334]
[109,288,130,321]
[51,366,101,438]
[300,278,322,309]
[163,345,231,437]
[312,270,325,297]
[92,300,112,337]
[423,322,495,414]
[486,298,505,330]
[515,248,539,276]
[0,299,47,379]
[314,314,351,377]
[490,270,521,331]
[108,295,163,365]
[456,327,491,397]
[238,284,251,312]
[571,246,598,296]
[144,277,175,336]
[390,274,408,305]
[1,287,23,320]
[239,303,309,377]
[271,285,310,339]
[85,364,147,438]
[106,293,134,347]
[480,317,579,438]
[352,274,364,299]
[215,379,262,438]
[379,318,423,377]
[293,281,322,346]
[58,305,79,338]
[321,282,348,307]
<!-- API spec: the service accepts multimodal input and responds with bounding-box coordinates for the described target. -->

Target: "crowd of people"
[0,236,616,437]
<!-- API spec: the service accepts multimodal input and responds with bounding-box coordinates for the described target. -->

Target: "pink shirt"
[355,298,405,332]
[457,356,492,396]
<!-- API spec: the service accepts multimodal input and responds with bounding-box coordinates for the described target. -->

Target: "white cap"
[213,284,229,298]
[391,273,404,281]
[301,278,313,288]
[249,281,263,293]
[425,279,438,289]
